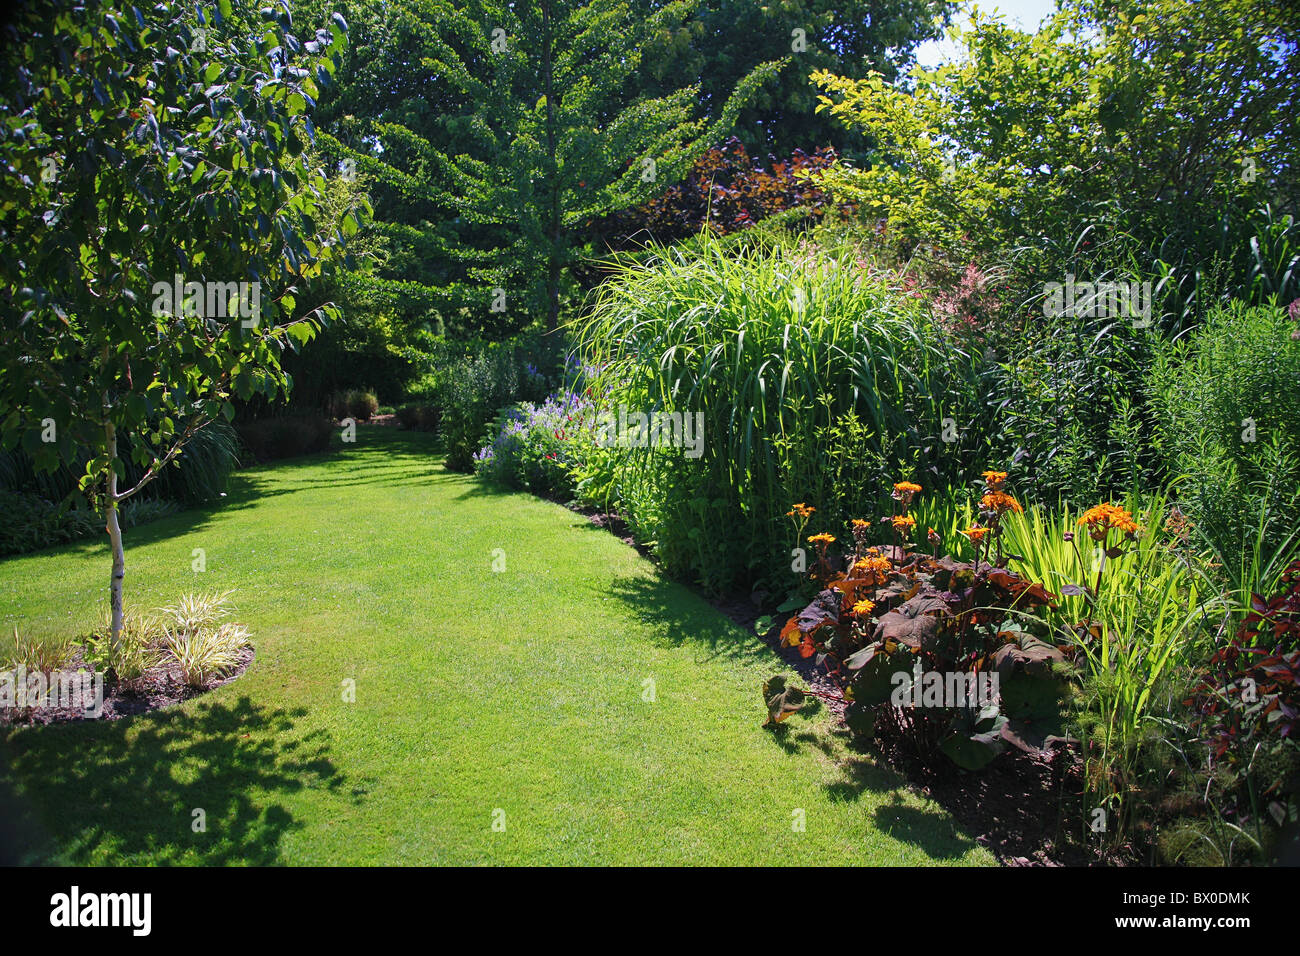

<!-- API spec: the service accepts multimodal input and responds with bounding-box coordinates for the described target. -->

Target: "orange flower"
[891,514,917,533]
[807,532,836,547]
[852,555,892,580]
[961,524,990,543]
[851,518,871,529]
[980,491,1023,515]
[786,502,815,519]
[1078,503,1138,542]
[852,599,876,617]
[981,470,1008,491]
[892,481,922,507]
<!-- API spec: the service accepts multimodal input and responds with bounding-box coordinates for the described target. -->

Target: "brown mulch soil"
[1,645,254,727]
[570,502,1140,867]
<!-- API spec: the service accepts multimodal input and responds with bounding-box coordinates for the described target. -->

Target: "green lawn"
[0,427,992,865]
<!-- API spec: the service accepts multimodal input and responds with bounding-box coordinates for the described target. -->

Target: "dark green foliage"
[991,303,1159,506]
[441,349,523,473]
[395,404,440,432]
[297,0,781,335]
[0,421,240,508]
[235,414,335,463]
[0,490,103,557]
[0,490,181,557]
[332,389,379,421]
[631,0,957,160]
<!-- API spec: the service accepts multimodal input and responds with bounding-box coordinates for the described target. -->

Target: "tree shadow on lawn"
[599,569,984,861]
[598,569,774,667]
[0,696,358,866]
[808,732,982,860]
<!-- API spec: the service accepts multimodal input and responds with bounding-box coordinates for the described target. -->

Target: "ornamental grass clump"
[574,231,984,592]
[159,591,252,688]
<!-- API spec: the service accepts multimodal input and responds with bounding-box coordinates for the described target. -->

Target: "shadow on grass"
[0,696,356,865]
[872,793,981,861]
[598,569,773,667]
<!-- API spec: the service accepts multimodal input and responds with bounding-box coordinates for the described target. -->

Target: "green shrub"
[574,232,986,592]
[395,403,440,432]
[235,414,334,462]
[1149,301,1300,571]
[0,419,239,510]
[441,348,523,472]
[0,490,102,557]
[334,388,379,421]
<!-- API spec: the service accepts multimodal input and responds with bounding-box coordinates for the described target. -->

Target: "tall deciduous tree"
[632,0,958,160]
[299,0,781,335]
[0,0,362,653]
[811,0,1300,266]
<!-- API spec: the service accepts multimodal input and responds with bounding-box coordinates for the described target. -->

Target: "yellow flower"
[852,599,876,617]
[891,514,917,533]
[851,518,871,529]
[786,502,815,519]
[807,532,836,546]
[961,524,990,543]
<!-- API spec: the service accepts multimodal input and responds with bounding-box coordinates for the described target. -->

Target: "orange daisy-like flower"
[1078,503,1138,542]
[980,491,1023,515]
[852,599,876,617]
[786,502,815,519]
[851,518,871,529]
[891,514,917,533]
[853,555,892,575]
[852,555,892,586]
[961,524,990,543]
[892,481,922,506]
[981,470,1008,491]
[807,532,836,547]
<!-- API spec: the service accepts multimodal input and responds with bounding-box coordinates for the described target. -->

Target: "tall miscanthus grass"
[573,232,983,591]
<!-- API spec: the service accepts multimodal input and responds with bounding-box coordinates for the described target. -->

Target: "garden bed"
[1,645,255,727]
[574,501,1144,866]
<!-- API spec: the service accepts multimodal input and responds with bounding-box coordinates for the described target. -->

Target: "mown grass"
[0,427,991,866]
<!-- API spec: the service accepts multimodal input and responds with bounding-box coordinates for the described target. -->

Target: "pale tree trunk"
[105,419,125,661]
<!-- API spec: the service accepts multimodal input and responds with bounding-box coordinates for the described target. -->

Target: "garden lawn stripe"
[0,427,992,866]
